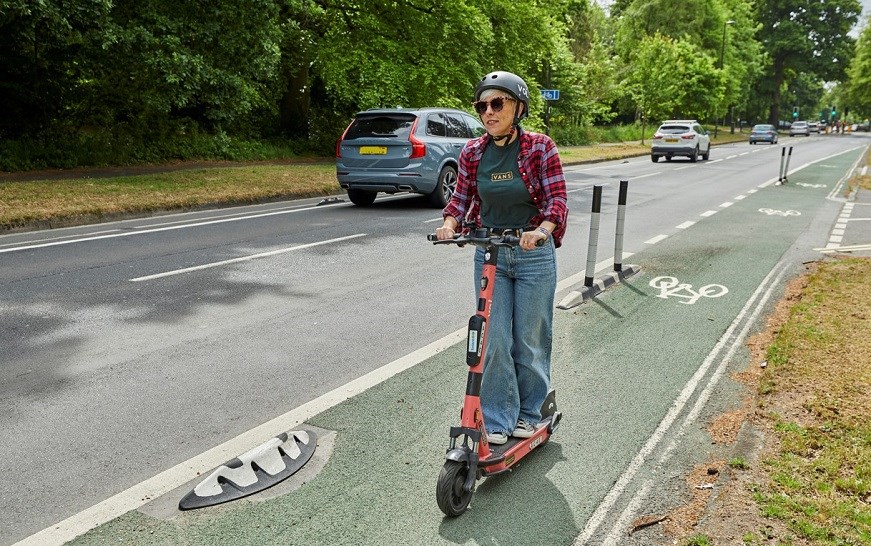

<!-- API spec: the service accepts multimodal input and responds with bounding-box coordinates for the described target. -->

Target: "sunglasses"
[472,96,516,115]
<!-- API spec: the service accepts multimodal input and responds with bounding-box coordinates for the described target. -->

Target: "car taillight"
[653,133,663,140]
[681,134,695,139]
[335,123,352,158]
[409,119,426,158]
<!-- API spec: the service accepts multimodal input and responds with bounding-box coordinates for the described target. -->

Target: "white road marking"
[700,210,717,217]
[676,221,695,229]
[734,195,746,200]
[130,234,366,281]
[0,229,121,248]
[819,243,871,253]
[644,234,668,245]
[707,159,724,163]
[720,202,734,208]
[0,201,348,254]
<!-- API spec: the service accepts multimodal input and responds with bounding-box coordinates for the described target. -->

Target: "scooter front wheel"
[436,460,473,516]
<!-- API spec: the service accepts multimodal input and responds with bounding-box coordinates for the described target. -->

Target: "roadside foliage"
[0,0,865,170]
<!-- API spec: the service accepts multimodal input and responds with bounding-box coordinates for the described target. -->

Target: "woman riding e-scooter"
[435,70,569,446]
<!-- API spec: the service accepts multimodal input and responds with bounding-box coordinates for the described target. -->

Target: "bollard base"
[557,264,641,310]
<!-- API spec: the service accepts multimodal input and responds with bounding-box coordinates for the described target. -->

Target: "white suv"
[651,120,711,163]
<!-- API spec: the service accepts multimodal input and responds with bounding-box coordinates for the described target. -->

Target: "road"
[1,134,867,545]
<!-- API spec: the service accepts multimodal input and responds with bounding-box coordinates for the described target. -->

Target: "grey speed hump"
[179,429,317,510]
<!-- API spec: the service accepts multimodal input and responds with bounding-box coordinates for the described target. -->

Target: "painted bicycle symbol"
[649,276,729,305]
[759,208,801,217]
[796,183,826,188]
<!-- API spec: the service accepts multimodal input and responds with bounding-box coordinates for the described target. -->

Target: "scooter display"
[428,228,562,516]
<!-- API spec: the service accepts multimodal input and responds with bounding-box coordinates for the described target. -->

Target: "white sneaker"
[512,419,537,438]
[487,431,508,445]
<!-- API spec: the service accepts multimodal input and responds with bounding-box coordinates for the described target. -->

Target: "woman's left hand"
[520,229,547,251]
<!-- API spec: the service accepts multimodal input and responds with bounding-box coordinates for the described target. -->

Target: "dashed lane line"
[129,234,367,282]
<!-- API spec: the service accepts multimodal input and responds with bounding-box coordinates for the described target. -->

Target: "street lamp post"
[714,19,735,139]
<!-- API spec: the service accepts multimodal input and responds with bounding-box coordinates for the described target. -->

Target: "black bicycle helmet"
[474,71,530,122]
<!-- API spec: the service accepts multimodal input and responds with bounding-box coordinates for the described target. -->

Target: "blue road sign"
[541,89,560,101]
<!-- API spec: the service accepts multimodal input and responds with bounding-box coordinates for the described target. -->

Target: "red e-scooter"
[428,228,562,516]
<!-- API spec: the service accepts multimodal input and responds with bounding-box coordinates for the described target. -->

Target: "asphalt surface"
[3,134,868,546]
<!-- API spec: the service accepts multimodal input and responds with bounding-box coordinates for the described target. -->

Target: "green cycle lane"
[67,147,863,546]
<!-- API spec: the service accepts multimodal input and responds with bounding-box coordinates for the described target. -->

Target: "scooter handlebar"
[428,232,539,248]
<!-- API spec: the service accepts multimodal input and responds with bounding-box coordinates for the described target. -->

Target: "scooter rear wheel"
[436,460,473,516]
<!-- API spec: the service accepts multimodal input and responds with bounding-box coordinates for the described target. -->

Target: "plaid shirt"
[443,128,569,247]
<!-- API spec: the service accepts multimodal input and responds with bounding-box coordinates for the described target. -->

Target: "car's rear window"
[344,114,416,139]
[753,125,773,131]
[659,125,690,134]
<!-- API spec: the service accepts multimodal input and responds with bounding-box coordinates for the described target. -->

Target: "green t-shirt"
[476,138,537,229]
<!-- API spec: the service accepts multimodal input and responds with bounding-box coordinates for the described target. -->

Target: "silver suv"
[789,121,810,136]
[651,120,711,163]
[336,108,485,207]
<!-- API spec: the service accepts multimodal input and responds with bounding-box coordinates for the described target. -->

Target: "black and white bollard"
[778,147,786,183]
[782,146,793,184]
[557,182,641,310]
[614,180,628,272]
[584,185,603,287]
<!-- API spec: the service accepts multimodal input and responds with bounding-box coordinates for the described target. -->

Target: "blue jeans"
[473,240,557,435]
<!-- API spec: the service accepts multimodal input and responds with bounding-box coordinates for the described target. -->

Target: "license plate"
[665,138,678,143]
[359,146,387,155]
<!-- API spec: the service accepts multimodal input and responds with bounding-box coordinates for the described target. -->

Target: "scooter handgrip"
[427,234,438,241]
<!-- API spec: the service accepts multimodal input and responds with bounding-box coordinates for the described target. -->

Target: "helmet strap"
[491,125,516,143]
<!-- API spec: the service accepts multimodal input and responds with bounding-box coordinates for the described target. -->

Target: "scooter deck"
[478,413,560,474]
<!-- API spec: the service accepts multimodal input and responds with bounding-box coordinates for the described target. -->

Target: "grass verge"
[0,164,340,229]
[750,257,871,544]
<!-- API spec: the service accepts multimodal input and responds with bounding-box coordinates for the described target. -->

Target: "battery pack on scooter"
[466,315,486,366]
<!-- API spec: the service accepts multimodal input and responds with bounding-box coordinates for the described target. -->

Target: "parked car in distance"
[808,121,820,133]
[789,121,810,136]
[336,107,485,207]
[749,124,778,145]
[651,120,711,163]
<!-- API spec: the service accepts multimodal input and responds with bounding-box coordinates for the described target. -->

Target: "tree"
[719,0,764,128]
[310,0,578,133]
[558,1,623,125]
[614,0,727,59]
[755,0,861,124]
[846,18,871,116]
[99,0,285,134]
[0,0,113,137]
[624,33,723,137]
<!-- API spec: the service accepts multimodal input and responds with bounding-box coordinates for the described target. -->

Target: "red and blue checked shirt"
[443,128,569,247]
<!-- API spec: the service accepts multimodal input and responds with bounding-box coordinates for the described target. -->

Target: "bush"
[550,124,643,147]
[0,126,305,172]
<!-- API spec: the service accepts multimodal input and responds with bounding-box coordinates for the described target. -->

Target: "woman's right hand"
[435,225,456,241]
[435,219,457,240]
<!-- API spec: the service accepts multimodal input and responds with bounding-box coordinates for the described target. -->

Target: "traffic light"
[792,106,799,118]
[831,105,837,117]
